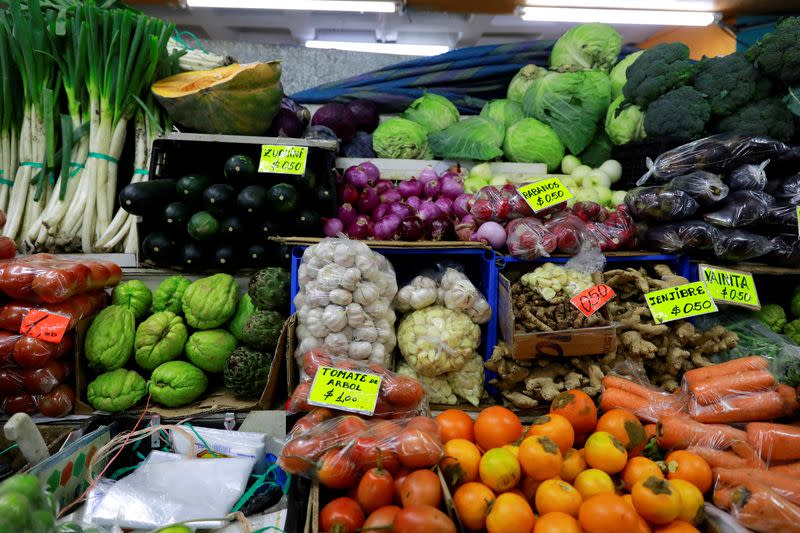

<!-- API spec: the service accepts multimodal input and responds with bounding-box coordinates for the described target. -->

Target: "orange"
[596,409,647,454]
[631,476,683,525]
[654,521,700,533]
[574,469,615,500]
[622,456,664,489]
[535,479,583,517]
[526,414,575,455]
[551,389,597,435]
[578,493,639,533]
[535,512,581,533]
[622,494,634,507]
[436,409,475,443]
[479,447,521,492]
[584,431,628,474]
[474,406,523,451]
[518,435,563,481]
[665,450,712,494]
[669,479,704,525]
[560,448,587,483]
[440,439,481,486]
[486,492,535,533]
[453,482,495,532]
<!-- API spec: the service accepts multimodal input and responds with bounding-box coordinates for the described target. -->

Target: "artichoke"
[87,369,147,412]
[85,305,135,371]
[185,329,237,373]
[248,267,290,310]
[149,361,208,407]
[152,275,191,314]
[134,311,188,371]
[229,293,254,341]
[224,346,272,398]
[241,310,284,351]
[182,273,238,329]
[111,280,152,319]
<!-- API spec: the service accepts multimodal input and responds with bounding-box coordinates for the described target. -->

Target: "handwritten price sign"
[258,144,308,175]
[645,281,718,324]
[308,366,383,415]
[570,284,615,318]
[518,177,574,212]
[20,310,70,343]
[699,264,760,310]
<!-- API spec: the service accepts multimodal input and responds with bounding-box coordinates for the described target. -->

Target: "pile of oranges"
[437,389,713,533]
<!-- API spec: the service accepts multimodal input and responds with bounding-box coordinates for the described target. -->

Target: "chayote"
[182,273,238,329]
[149,361,208,407]
[185,329,237,373]
[85,305,135,371]
[134,311,188,371]
[111,280,152,319]
[87,369,147,412]
[229,293,254,341]
[152,275,191,314]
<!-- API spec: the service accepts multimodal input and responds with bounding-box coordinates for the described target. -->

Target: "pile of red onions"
[324,163,474,242]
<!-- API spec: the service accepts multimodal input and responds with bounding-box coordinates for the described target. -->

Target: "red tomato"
[364,506,401,529]
[350,436,401,474]
[369,420,402,441]
[0,303,27,332]
[86,262,110,291]
[399,469,442,508]
[104,262,123,286]
[383,376,424,408]
[292,407,334,434]
[317,448,359,489]
[287,383,312,412]
[357,464,395,514]
[2,393,37,415]
[38,385,75,417]
[407,416,441,436]
[62,263,91,294]
[278,438,323,474]
[13,336,57,369]
[334,416,368,440]
[0,265,36,299]
[396,429,444,468]
[0,237,16,260]
[0,368,23,395]
[302,350,333,377]
[32,269,78,303]
[0,331,18,365]
[23,360,67,394]
[393,505,457,533]
[320,497,365,533]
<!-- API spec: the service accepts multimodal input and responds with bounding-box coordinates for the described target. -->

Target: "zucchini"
[119,179,177,217]
[215,245,241,272]
[220,215,245,238]
[224,154,256,184]
[246,243,268,267]
[293,208,320,236]
[142,232,176,264]
[292,168,316,192]
[187,211,219,241]
[237,185,269,216]
[267,183,298,214]
[181,242,207,270]
[162,202,191,232]
[203,183,236,215]
[176,174,210,203]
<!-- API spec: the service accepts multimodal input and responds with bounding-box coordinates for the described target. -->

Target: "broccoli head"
[746,17,800,86]
[714,97,795,142]
[643,86,710,139]
[623,42,695,109]
[692,53,759,116]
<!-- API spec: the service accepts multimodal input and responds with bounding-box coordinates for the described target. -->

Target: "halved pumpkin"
[152,62,283,136]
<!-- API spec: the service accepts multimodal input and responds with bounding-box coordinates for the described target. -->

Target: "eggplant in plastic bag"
[768,236,800,267]
[638,133,795,185]
[645,221,723,253]
[765,202,798,226]
[774,173,800,200]
[669,171,729,205]
[718,229,774,261]
[728,160,769,191]
[703,190,775,228]
[624,186,699,222]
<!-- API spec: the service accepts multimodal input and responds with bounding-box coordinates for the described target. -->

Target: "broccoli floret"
[623,42,695,109]
[714,97,795,142]
[643,86,710,139]
[746,17,800,86]
[692,53,759,116]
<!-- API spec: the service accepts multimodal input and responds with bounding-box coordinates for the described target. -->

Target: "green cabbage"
[550,23,622,73]
[523,70,611,155]
[502,118,564,172]
[578,131,613,168]
[507,65,547,103]
[605,95,646,145]
[480,99,524,138]
[610,50,644,100]
[401,93,459,133]
[372,118,432,159]
[428,117,503,161]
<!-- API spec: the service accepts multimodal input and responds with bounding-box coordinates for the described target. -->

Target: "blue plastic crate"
[289,244,499,366]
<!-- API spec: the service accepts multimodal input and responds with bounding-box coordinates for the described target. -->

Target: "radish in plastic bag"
[505,217,557,260]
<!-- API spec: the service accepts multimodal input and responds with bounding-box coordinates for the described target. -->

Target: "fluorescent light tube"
[521,7,717,25]
[306,40,450,56]
[525,0,715,11]
[186,0,397,13]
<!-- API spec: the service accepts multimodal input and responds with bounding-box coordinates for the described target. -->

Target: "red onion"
[334,170,344,185]
[337,203,357,226]
[417,199,442,222]
[347,214,373,240]
[357,186,379,214]
[453,193,473,219]
[406,196,422,210]
[440,177,464,199]
[345,165,369,188]
[434,197,453,217]
[397,178,423,199]
[323,217,344,237]
[418,167,438,186]
[388,202,414,219]
[339,183,358,204]
[375,179,394,195]
[372,203,390,221]
[423,179,440,198]
[380,189,402,204]
[373,213,401,240]
[429,216,453,241]
[398,216,424,241]
[455,215,476,241]
[439,169,463,183]
[359,162,380,185]
[473,221,506,250]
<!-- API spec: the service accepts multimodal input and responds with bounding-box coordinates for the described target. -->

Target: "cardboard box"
[498,271,617,359]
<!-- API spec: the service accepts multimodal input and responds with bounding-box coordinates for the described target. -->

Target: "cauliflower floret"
[397,361,457,405]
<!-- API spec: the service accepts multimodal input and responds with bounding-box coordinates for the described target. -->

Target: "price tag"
[699,264,760,310]
[307,366,383,415]
[518,177,574,212]
[570,284,616,318]
[644,281,718,324]
[20,309,69,343]
[258,144,308,175]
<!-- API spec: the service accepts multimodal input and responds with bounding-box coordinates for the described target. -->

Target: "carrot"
[714,468,800,507]
[690,390,786,424]
[770,462,800,476]
[657,415,747,450]
[747,422,800,461]
[723,481,800,533]
[643,423,657,442]
[600,387,677,423]
[691,370,775,405]
[687,446,751,469]
[602,375,663,399]
[777,384,800,416]
[683,356,769,388]
[712,485,735,509]
[730,440,766,469]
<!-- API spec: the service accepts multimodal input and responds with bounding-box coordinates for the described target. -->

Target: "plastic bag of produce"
[624,185,699,221]
[704,190,775,228]
[764,202,798,227]
[394,274,439,313]
[599,372,683,423]
[435,267,492,324]
[638,133,795,185]
[1,384,76,417]
[0,291,108,333]
[768,236,800,266]
[470,184,534,223]
[669,171,729,204]
[544,212,592,254]
[728,160,769,191]
[716,229,774,261]
[645,221,724,254]
[583,206,637,252]
[505,217,557,260]
[714,478,800,533]
[773,173,800,201]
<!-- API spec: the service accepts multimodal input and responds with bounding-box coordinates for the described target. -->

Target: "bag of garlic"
[294,237,398,371]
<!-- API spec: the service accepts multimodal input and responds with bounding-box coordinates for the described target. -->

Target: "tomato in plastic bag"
[0,331,17,365]
[0,368,23,395]
[38,384,75,417]
[2,393,37,415]
[23,360,70,394]
[13,334,73,369]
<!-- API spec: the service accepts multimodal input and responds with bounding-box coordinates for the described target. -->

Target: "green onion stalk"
[0,22,22,214]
